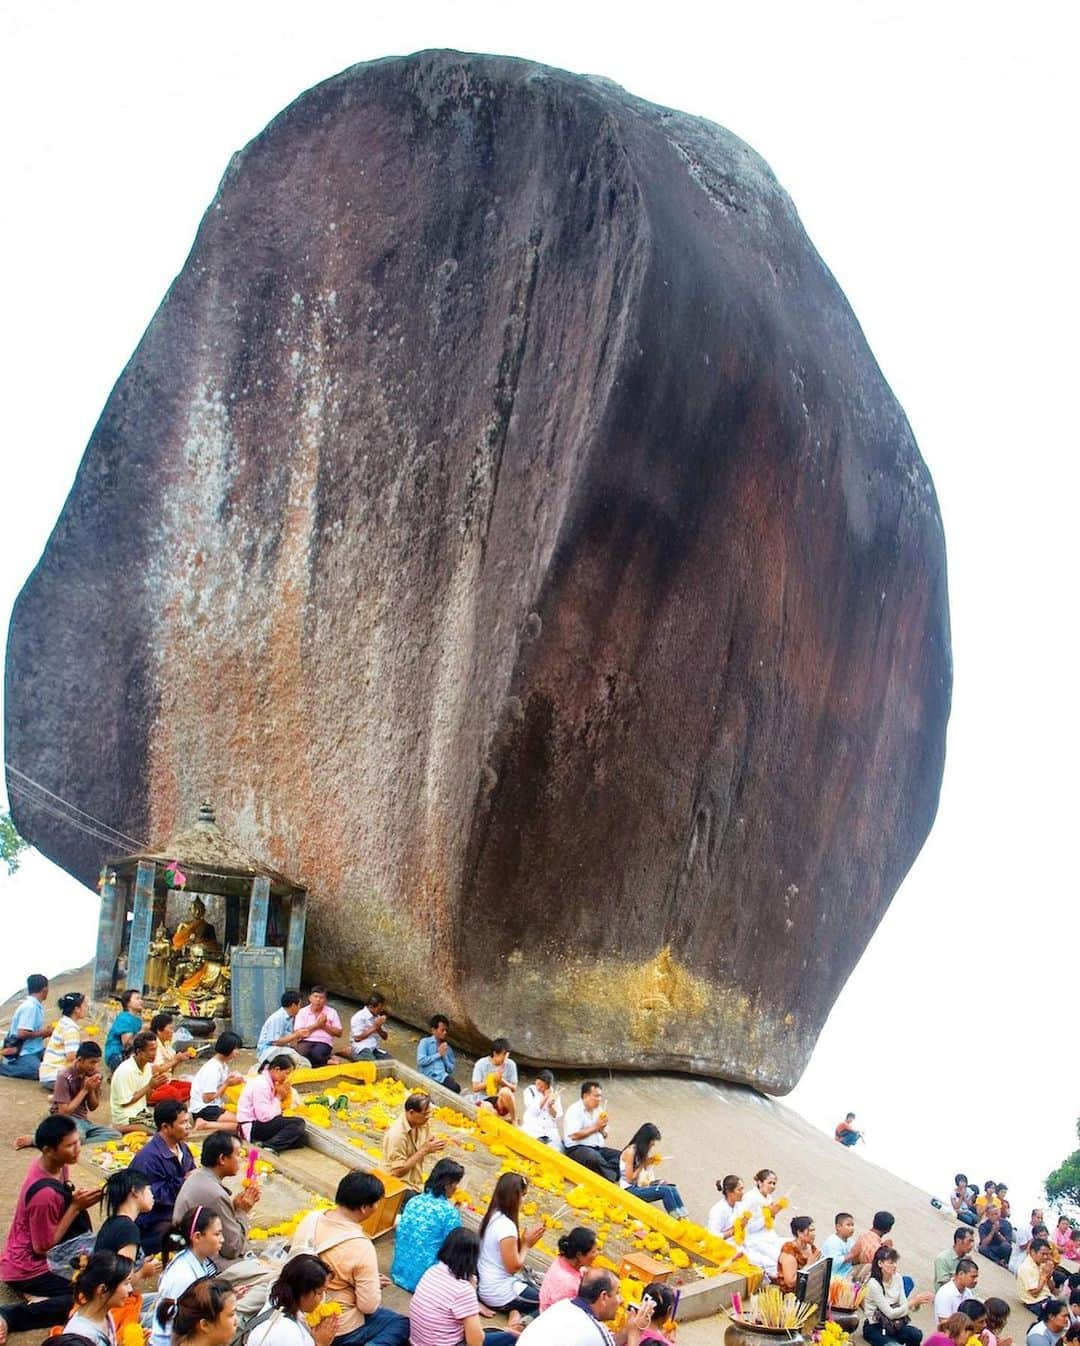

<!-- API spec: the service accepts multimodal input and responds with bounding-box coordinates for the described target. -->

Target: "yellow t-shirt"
[1017,1255,1047,1303]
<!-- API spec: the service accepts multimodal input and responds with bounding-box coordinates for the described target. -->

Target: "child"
[150,1209,225,1346]
[925,1314,976,1346]
[350,992,391,1061]
[984,1297,1014,1346]
[639,1281,678,1344]
[66,1251,136,1346]
[188,1032,244,1129]
[161,1280,237,1346]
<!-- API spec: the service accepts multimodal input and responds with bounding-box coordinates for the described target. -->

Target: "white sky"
[2,0,1078,1209]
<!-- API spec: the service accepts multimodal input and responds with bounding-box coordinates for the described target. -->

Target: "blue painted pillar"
[246,875,270,946]
[285,892,307,990]
[127,861,156,994]
[94,870,124,999]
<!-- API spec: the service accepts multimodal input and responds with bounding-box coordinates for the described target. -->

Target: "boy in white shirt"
[189,1031,245,1131]
[521,1069,564,1148]
[350,992,391,1061]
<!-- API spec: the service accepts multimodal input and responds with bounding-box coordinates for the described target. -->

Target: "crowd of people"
[4,974,1080,1346]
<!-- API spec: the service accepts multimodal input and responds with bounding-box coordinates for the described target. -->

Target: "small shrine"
[94,801,306,1031]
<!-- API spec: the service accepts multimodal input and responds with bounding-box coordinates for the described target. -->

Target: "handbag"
[2,1032,23,1058]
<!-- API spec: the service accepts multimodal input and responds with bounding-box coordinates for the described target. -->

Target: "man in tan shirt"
[290,1171,409,1344]
[380,1093,447,1192]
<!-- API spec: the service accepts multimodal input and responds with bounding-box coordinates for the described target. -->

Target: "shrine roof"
[107,801,302,896]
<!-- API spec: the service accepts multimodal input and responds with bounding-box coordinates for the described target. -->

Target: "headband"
[190,1205,204,1240]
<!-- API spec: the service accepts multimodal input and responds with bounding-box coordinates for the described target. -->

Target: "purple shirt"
[129,1131,195,1251]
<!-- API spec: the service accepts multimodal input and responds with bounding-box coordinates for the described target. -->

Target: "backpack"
[26,1177,94,1238]
[288,1212,368,1260]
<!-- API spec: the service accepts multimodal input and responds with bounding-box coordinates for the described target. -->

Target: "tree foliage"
[1046,1119,1080,1213]
[1,810,30,875]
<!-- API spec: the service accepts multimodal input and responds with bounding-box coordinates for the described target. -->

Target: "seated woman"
[410,1228,522,1346]
[862,1247,934,1346]
[538,1227,598,1311]
[619,1124,687,1219]
[247,1253,343,1346]
[160,1279,237,1346]
[924,1314,976,1346]
[149,1013,192,1105]
[236,1056,307,1153]
[708,1175,746,1239]
[520,1071,563,1149]
[150,1209,225,1346]
[390,1158,464,1291]
[639,1282,679,1345]
[65,1251,136,1346]
[777,1217,821,1292]
[477,1174,543,1315]
[93,1170,158,1287]
[1027,1301,1070,1346]
[741,1169,787,1279]
[39,992,88,1089]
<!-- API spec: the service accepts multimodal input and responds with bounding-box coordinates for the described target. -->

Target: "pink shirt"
[539,1255,583,1311]
[294,1004,341,1047]
[237,1071,282,1134]
[408,1261,480,1346]
[0,1158,70,1281]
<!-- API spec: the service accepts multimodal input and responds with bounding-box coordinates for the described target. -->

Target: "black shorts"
[192,1105,225,1121]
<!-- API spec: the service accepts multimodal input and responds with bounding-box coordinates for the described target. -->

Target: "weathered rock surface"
[5,51,950,1090]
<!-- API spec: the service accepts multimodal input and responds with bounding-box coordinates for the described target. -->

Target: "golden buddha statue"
[171,894,220,953]
[157,894,231,1019]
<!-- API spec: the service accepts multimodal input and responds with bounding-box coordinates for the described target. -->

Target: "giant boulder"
[5,50,950,1089]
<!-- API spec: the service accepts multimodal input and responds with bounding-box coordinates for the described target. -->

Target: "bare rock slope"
[5,51,950,1088]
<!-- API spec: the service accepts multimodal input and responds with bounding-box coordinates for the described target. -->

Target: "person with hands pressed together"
[188,1030,245,1130]
[416,1014,461,1094]
[863,1247,933,1346]
[1017,1239,1057,1315]
[477,1173,545,1315]
[0,1114,103,1333]
[350,992,391,1062]
[247,1254,344,1346]
[563,1080,621,1183]
[39,991,90,1089]
[472,1038,519,1123]
[237,1055,308,1153]
[294,987,344,1068]
[110,1029,171,1131]
[381,1092,447,1193]
[173,1129,276,1311]
[521,1070,564,1148]
[49,1039,121,1142]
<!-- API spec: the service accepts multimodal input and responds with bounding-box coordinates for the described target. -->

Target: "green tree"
[1046,1120,1080,1213]
[1,810,29,875]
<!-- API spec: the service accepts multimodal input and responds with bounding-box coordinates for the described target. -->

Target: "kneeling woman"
[619,1125,687,1219]
[863,1247,934,1346]
[477,1174,544,1315]
[247,1254,342,1346]
[411,1229,522,1346]
[236,1056,307,1153]
[163,1280,238,1346]
[777,1217,821,1292]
